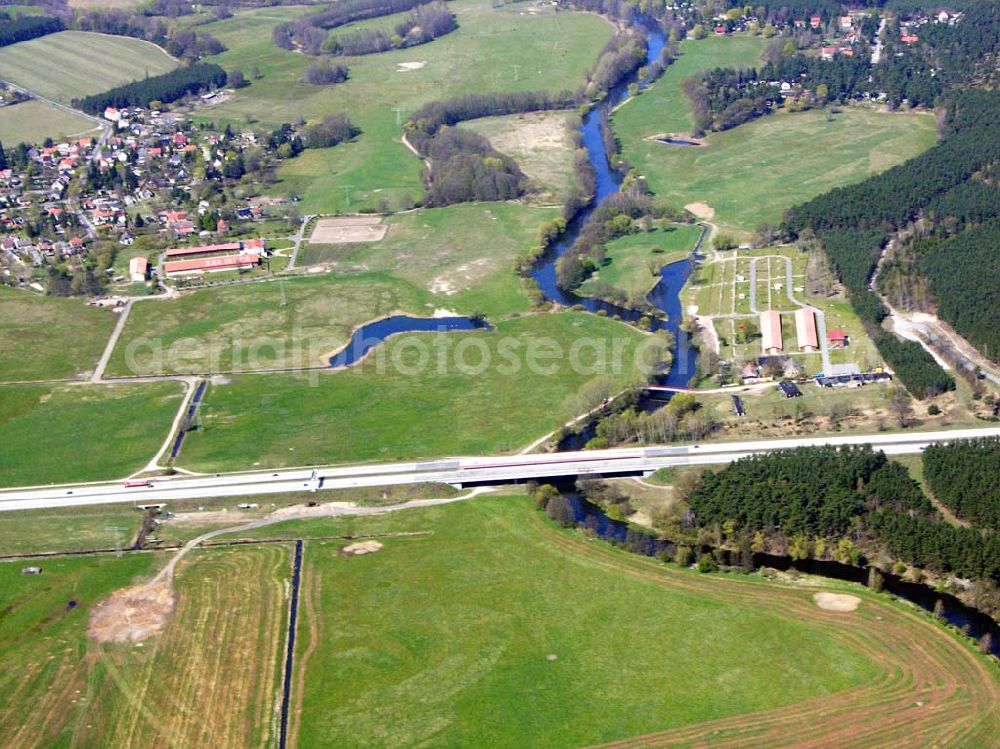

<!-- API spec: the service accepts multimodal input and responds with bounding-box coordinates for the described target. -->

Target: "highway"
[3,427,1000,513]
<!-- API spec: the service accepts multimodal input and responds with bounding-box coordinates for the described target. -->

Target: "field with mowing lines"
[285,497,1000,747]
[0,381,184,486]
[0,287,117,382]
[0,99,99,145]
[0,545,288,748]
[179,313,654,471]
[194,0,612,212]
[0,31,177,103]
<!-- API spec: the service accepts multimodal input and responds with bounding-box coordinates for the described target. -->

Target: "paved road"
[4,427,1000,512]
[286,214,316,270]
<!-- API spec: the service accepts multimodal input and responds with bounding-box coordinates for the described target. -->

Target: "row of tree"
[77,10,223,60]
[0,15,64,47]
[275,0,439,55]
[74,63,228,113]
[327,2,456,56]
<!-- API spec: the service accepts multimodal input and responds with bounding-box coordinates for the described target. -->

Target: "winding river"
[531,20,701,390]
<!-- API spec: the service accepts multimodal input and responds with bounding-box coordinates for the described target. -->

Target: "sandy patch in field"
[433,308,459,317]
[88,580,175,643]
[428,258,490,295]
[341,540,383,556]
[813,592,861,612]
[685,202,715,220]
[310,216,388,244]
[397,61,426,71]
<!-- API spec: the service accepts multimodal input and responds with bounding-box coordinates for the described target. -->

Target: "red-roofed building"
[810,15,822,28]
[828,329,847,349]
[165,242,241,258]
[164,254,259,276]
[760,310,783,355]
[129,256,148,283]
[794,308,819,352]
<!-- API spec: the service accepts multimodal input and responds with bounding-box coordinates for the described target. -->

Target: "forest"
[422,128,525,206]
[686,445,1000,584]
[916,221,1000,364]
[74,63,227,113]
[0,15,63,47]
[873,332,955,399]
[76,10,223,60]
[924,438,1000,529]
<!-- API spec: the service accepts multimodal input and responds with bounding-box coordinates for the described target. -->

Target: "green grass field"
[0,287,118,382]
[194,0,612,212]
[106,272,431,376]
[0,504,142,555]
[291,497,878,746]
[0,99,99,146]
[579,224,702,305]
[179,313,655,471]
[464,110,578,204]
[0,381,183,486]
[627,107,938,234]
[0,31,178,103]
[298,202,557,317]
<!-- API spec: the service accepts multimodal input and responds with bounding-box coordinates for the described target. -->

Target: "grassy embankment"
[0,286,117,382]
[0,382,183,486]
[178,312,658,471]
[194,0,612,212]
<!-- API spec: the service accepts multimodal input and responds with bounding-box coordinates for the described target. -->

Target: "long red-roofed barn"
[794,307,819,352]
[760,310,783,355]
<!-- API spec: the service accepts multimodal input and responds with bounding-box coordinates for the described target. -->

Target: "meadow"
[464,110,578,204]
[179,312,655,471]
[298,202,558,317]
[194,0,612,212]
[625,107,938,234]
[0,31,178,103]
[0,99,99,146]
[0,381,183,486]
[0,503,142,554]
[579,223,702,304]
[288,497,1000,747]
[0,544,287,748]
[0,287,117,382]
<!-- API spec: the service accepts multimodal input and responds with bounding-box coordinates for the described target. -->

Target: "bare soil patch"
[397,61,426,71]
[88,580,175,643]
[340,540,383,556]
[813,592,861,612]
[685,202,715,220]
[309,216,388,244]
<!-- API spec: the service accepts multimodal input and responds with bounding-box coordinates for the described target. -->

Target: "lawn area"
[464,110,578,204]
[179,312,656,471]
[0,381,183,486]
[0,31,178,103]
[0,286,117,382]
[0,504,142,555]
[620,105,938,235]
[291,497,879,747]
[194,0,612,212]
[579,223,702,305]
[298,202,557,317]
[106,272,431,376]
[0,99,99,146]
[0,544,287,748]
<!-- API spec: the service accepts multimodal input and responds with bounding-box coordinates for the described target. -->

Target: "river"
[531,20,700,390]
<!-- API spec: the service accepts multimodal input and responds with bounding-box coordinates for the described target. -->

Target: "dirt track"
[528,513,1000,748]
